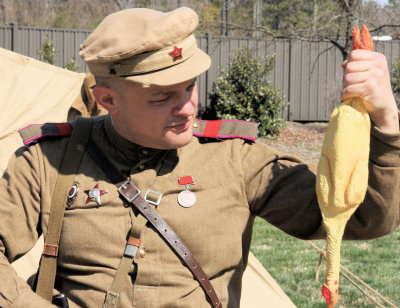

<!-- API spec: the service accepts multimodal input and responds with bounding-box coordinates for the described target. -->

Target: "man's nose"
[173,91,195,116]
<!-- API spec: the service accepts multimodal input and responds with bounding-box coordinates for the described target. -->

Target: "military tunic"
[0,115,399,308]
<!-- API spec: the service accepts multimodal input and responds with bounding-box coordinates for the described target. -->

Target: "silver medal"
[178,190,196,208]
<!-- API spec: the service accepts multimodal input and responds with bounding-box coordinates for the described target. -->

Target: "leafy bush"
[63,57,80,72]
[205,47,287,138]
[37,35,58,65]
[37,36,79,71]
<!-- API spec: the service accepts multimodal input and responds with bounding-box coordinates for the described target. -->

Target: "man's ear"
[92,86,118,114]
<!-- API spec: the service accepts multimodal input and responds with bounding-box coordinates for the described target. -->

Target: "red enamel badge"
[178,176,195,186]
[169,46,182,61]
[84,184,108,205]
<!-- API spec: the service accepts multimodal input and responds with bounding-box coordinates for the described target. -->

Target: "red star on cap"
[84,184,108,205]
[169,46,182,61]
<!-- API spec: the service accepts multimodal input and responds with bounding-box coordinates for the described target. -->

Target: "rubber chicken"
[316,25,373,308]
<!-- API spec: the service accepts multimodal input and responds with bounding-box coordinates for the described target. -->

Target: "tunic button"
[139,248,147,258]
[142,149,149,155]
[138,164,145,170]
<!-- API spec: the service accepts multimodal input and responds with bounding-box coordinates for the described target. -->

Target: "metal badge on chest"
[84,184,108,205]
[177,176,196,208]
[67,183,79,206]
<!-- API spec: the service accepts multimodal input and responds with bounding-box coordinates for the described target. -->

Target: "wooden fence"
[1,23,400,121]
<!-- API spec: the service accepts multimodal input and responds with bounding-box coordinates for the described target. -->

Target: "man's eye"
[150,96,170,104]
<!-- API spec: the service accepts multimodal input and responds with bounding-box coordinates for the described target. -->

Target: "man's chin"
[162,132,193,149]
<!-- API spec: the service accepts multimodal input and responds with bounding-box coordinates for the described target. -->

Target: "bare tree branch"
[370,24,400,33]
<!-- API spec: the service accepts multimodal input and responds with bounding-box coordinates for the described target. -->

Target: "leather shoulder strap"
[86,139,222,308]
[36,117,94,302]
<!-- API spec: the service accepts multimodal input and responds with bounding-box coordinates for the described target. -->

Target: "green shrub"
[63,57,80,72]
[205,47,287,138]
[37,36,79,71]
[37,35,58,65]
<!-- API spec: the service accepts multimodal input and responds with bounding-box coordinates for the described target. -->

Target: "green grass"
[250,217,400,307]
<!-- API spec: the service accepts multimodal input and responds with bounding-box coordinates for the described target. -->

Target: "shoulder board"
[193,119,259,141]
[18,122,74,146]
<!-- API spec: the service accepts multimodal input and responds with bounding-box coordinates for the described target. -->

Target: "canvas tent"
[0,47,296,307]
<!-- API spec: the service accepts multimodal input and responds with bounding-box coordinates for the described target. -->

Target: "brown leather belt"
[86,138,222,308]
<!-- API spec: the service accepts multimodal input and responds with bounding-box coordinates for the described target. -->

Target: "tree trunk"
[340,0,362,60]
[0,0,7,25]
[312,0,318,34]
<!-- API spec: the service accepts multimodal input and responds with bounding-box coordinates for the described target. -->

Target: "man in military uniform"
[0,7,399,308]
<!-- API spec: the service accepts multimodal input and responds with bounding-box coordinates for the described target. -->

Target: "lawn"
[250,217,400,307]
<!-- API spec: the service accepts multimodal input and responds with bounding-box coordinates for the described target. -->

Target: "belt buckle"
[144,190,163,206]
[118,180,141,203]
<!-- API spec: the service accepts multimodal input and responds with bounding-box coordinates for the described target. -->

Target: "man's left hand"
[341,49,399,134]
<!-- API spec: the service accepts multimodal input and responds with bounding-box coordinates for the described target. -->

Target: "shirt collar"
[103,114,165,165]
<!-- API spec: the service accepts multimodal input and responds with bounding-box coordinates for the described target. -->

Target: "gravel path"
[263,122,327,165]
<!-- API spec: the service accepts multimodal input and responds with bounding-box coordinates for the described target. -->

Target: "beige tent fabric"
[240,253,296,307]
[0,47,85,173]
[1,47,295,307]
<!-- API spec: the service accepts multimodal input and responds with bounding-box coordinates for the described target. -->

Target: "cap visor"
[124,48,211,86]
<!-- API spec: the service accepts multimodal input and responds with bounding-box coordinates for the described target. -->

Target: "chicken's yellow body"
[316,98,370,307]
[316,24,373,307]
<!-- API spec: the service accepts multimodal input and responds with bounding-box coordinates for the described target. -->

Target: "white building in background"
[372,36,392,41]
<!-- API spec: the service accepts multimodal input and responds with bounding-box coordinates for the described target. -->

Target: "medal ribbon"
[178,175,195,186]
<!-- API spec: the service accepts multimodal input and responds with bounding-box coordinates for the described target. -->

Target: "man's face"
[109,78,198,149]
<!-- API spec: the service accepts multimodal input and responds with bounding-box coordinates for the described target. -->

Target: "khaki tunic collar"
[102,115,166,171]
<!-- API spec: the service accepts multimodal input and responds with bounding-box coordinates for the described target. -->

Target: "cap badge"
[169,46,183,61]
[177,176,196,208]
[84,184,108,205]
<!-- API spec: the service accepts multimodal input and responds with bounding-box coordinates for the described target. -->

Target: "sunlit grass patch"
[250,217,400,307]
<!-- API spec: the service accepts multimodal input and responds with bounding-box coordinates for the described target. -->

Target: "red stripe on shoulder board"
[202,120,222,138]
[54,123,73,136]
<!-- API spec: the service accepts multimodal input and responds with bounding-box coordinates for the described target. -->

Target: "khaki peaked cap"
[79,7,211,86]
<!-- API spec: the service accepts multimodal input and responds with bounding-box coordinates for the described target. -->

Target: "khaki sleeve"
[242,126,400,240]
[241,141,323,239]
[343,124,400,240]
[0,146,55,307]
